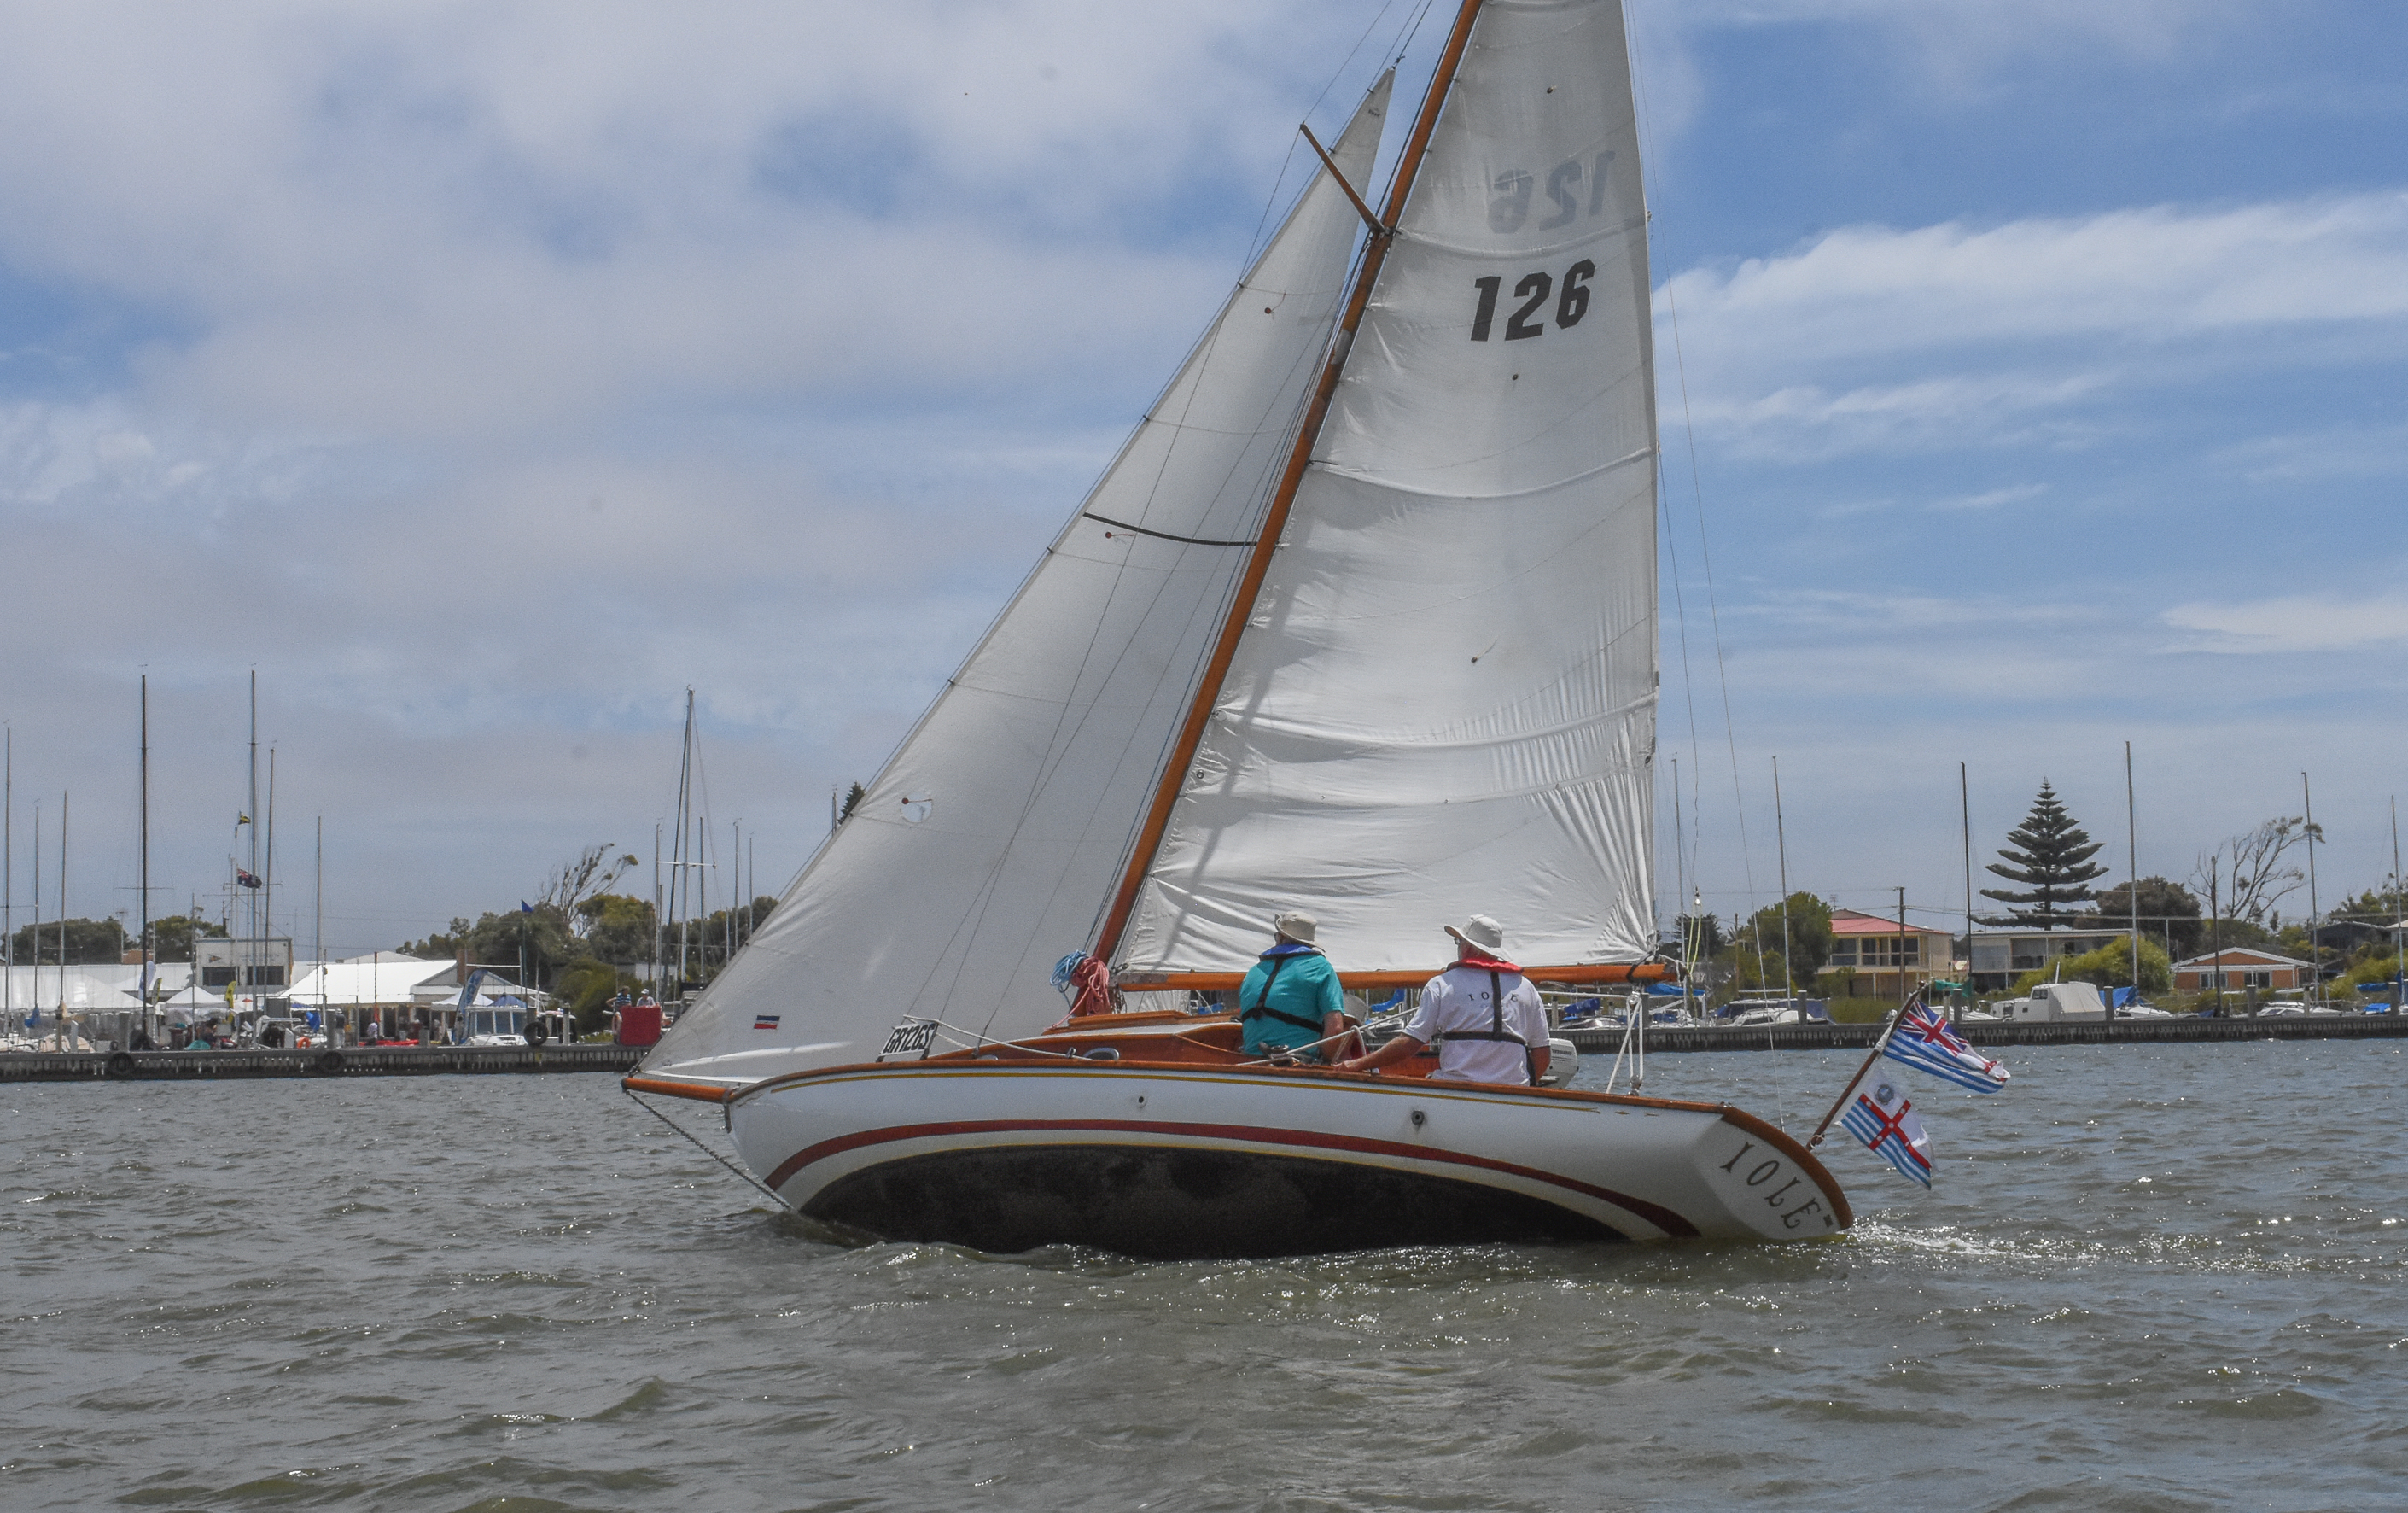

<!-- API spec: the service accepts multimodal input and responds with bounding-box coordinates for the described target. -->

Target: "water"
[6,1042,2405,1511]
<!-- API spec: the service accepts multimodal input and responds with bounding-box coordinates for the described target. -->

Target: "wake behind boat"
[630,0,1852,1256]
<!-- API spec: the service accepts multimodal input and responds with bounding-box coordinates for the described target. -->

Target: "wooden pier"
[0,1044,649,1083]
[1563,1014,2408,1054]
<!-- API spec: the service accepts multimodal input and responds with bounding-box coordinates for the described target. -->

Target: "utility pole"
[2391,796,2402,1014]
[2121,740,2137,1020]
[57,790,67,1020]
[1896,885,1908,1003]
[2209,861,2224,1015]
[4,727,12,1032]
[2302,772,2320,1007]
[140,677,154,1035]
[1960,761,1974,1018]
[248,670,259,1002]
[1771,757,1792,1001]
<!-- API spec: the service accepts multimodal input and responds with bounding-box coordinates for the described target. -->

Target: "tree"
[463,905,578,988]
[400,918,472,959]
[575,893,658,966]
[2191,815,2320,926]
[544,844,639,924]
[551,956,640,1036]
[1671,911,1724,961]
[838,782,867,823]
[2010,935,2170,996]
[149,914,230,963]
[2084,877,2205,957]
[1716,892,1834,994]
[1980,781,2109,928]
[1747,892,1834,977]
[8,915,128,965]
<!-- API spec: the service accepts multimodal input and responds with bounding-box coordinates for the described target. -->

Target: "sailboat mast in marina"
[631,0,1849,1257]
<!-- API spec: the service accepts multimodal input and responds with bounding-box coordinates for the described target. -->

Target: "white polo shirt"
[1404,964,1548,1084]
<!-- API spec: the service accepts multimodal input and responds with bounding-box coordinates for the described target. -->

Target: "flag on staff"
[235,868,262,889]
[1841,1078,1933,1188]
[1883,1004,2009,1093]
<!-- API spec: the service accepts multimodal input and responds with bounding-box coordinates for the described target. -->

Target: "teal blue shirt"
[1235,946,1344,1057]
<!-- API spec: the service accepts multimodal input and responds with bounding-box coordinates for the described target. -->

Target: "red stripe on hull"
[764,1116,1700,1239]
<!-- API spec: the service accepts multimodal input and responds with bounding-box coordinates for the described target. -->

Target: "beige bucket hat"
[1443,914,1506,953]
[1271,909,1319,944]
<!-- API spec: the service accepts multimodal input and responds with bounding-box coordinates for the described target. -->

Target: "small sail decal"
[643,76,1395,1083]
[1124,0,1659,975]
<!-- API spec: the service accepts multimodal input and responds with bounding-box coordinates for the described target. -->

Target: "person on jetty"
[1334,914,1548,1086]
[1237,909,1345,1062]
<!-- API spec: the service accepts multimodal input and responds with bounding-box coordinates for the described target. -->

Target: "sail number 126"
[1471,260,1595,342]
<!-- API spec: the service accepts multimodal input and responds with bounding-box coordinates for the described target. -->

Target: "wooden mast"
[1092,0,1489,965]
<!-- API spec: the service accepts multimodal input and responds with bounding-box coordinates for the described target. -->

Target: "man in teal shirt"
[1236,910,1346,1060]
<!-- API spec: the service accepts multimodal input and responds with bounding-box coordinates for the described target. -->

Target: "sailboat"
[630,0,1850,1257]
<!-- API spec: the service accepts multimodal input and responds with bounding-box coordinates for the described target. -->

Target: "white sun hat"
[1443,914,1507,953]
[1271,909,1319,944]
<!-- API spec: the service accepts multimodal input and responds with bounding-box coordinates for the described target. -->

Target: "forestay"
[643,79,1393,1084]
[1121,0,1658,976]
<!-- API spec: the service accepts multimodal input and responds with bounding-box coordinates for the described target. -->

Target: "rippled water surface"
[7,1041,2405,1510]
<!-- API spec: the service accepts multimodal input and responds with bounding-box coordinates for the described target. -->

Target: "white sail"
[1121,0,1657,975]
[644,77,1393,1084]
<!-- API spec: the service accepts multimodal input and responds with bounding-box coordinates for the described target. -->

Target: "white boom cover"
[1121,0,1658,974]
[643,79,1391,1084]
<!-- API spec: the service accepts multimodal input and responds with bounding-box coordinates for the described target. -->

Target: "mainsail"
[1118,0,1658,975]
[644,78,1394,1083]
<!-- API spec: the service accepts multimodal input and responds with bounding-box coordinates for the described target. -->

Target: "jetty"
[0,1044,647,1083]
[1564,1014,2408,1054]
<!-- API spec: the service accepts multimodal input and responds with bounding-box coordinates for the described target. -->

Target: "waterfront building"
[2172,948,2314,993]
[1826,910,1956,999]
[1967,926,2125,992]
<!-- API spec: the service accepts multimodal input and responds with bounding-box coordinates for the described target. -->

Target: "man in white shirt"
[1332,914,1550,1086]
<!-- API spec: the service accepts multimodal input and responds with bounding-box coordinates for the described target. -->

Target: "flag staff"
[1806,991,1916,1148]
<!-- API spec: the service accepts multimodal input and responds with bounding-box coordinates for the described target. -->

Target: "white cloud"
[1931,482,2048,511]
[2161,596,2408,654]
[1666,195,2408,362]
[0,1,1391,441]
[1659,193,2408,457]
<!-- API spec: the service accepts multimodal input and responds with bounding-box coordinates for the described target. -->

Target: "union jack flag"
[1841,1078,1933,1188]
[1883,1005,2009,1093]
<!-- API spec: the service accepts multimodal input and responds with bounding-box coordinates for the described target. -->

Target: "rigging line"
[1663,270,1764,957]
[945,327,1338,1027]
[1627,0,1760,974]
[1091,0,1490,968]
[622,1086,781,1204]
[1624,7,1705,945]
[1071,390,1322,965]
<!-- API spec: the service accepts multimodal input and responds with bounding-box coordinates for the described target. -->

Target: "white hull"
[724,1062,1849,1258]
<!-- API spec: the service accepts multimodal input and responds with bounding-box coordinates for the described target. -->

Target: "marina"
[0,1043,644,1082]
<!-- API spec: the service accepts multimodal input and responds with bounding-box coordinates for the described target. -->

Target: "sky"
[0,0,2402,958]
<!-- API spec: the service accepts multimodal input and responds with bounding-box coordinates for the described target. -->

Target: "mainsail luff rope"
[1091,0,1490,967]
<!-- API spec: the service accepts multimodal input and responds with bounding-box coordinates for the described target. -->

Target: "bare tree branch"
[542,844,639,931]
[2192,815,2322,926]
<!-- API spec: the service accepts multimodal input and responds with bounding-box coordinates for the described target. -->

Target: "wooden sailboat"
[630,0,1849,1256]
